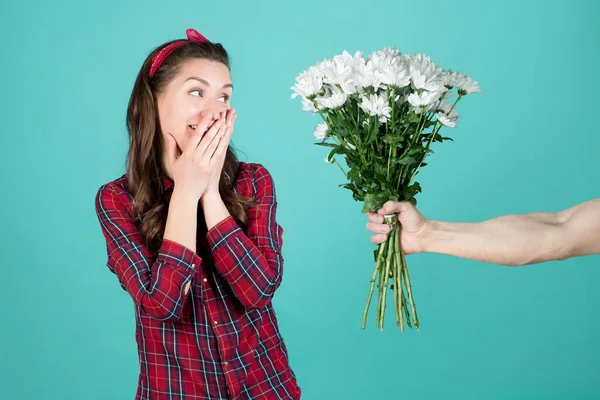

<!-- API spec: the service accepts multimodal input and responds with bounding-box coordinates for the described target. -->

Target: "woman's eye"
[190,90,202,97]
[218,95,229,103]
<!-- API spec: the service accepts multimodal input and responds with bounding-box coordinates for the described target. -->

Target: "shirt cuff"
[158,239,202,273]
[206,216,241,251]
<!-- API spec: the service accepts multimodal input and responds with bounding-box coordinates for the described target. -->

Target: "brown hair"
[126,39,254,255]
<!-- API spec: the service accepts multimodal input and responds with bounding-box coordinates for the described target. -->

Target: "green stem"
[362,241,386,330]
[332,159,348,179]
[447,94,462,114]
[401,288,412,329]
[408,121,441,184]
[379,228,394,330]
[401,250,419,330]
[393,228,404,331]
[390,87,396,129]
[376,247,385,329]
[395,110,429,192]
[404,97,454,186]
[387,87,397,181]
[386,145,393,180]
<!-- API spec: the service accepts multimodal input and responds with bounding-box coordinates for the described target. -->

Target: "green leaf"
[423,119,437,129]
[382,135,397,145]
[407,146,425,156]
[407,113,420,123]
[374,163,387,177]
[402,181,422,201]
[431,133,454,143]
[362,201,372,213]
[398,156,417,165]
[363,193,383,213]
[348,170,361,184]
[314,142,337,148]
[333,146,350,156]
[327,148,336,161]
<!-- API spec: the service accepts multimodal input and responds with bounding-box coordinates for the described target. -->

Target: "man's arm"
[368,199,600,266]
[426,199,600,266]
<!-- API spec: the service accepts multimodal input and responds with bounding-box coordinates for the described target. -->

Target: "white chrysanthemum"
[313,123,328,140]
[402,53,432,67]
[407,91,440,113]
[291,66,324,99]
[375,59,411,88]
[368,46,401,66]
[404,53,443,92]
[318,53,356,94]
[301,97,318,114]
[442,91,456,99]
[316,87,348,109]
[333,50,364,70]
[436,102,459,127]
[436,101,452,113]
[437,112,458,127]
[359,93,392,123]
[353,61,383,91]
[365,47,411,90]
[440,70,464,89]
[409,64,442,92]
[457,76,482,95]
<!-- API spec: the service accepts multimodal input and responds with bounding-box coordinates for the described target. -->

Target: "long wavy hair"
[126,39,254,256]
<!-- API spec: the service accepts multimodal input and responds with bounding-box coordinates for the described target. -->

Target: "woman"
[95,29,301,399]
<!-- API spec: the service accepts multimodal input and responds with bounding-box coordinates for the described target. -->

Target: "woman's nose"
[205,102,228,120]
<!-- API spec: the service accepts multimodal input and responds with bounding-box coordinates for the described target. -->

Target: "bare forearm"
[201,192,231,230]
[163,189,199,253]
[424,212,569,266]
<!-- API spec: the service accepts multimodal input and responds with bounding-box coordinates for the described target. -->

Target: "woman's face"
[157,58,233,154]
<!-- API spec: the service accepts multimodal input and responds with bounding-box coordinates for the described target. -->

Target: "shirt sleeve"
[206,164,284,310]
[95,184,202,322]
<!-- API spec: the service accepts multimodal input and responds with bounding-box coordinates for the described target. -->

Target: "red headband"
[149,28,208,78]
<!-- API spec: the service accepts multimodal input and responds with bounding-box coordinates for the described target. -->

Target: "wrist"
[200,190,222,206]
[171,187,200,206]
[201,191,230,230]
[421,220,439,253]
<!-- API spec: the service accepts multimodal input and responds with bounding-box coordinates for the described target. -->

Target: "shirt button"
[224,362,229,367]
[203,278,208,282]
[214,321,218,325]
[191,263,195,268]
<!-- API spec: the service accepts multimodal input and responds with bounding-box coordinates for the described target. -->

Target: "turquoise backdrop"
[1,0,599,398]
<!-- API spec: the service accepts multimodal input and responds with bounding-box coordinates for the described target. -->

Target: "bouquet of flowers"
[291,47,481,331]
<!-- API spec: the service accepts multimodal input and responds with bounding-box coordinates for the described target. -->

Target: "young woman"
[95,29,301,399]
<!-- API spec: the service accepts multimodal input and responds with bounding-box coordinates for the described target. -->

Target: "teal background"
[2,0,599,399]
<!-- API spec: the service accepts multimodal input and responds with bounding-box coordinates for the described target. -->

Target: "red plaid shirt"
[95,162,301,400]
